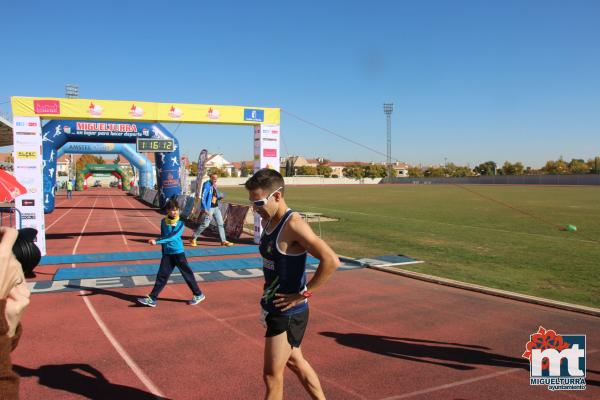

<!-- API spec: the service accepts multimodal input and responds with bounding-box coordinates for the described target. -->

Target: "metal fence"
[388,174,600,185]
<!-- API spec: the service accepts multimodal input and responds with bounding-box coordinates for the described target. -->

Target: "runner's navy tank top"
[259,209,308,316]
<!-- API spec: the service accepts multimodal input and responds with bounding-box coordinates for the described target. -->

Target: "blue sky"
[1,0,598,167]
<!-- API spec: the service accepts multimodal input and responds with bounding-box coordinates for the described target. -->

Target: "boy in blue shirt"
[138,198,205,307]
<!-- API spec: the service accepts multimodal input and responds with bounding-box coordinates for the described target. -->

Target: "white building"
[205,153,235,176]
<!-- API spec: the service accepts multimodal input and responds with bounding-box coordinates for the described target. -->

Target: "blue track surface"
[41,246,260,265]
[54,255,321,280]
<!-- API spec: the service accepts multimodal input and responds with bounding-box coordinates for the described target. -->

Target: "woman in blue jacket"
[190,174,233,247]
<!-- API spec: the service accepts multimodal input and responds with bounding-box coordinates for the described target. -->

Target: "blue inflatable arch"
[57,142,154,189]
[42,120,181,213]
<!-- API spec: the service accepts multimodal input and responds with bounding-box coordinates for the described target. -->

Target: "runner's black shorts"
[265,308,309,348]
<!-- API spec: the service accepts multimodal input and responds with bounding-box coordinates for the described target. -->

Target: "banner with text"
[12,97,280,125]
[252,124,281,243]
[13,116,47,255]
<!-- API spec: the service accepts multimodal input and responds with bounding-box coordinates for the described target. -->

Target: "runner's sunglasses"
[252,186,283,207]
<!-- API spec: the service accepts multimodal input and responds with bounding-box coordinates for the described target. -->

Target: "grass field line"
[302,205,598,245]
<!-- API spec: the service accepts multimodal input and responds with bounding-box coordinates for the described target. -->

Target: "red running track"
[12,189,600,399]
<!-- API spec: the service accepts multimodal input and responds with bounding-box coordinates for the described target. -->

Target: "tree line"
[408,157,600,177]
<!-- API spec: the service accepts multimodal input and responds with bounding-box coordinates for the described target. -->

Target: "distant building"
[386,161,409,177]
[56,155,72,176]
[325,161,370,177]
[280,156,315,169]
[231,160,254,176]
[279,157,409,177]
[0,152,13,171]
[205,154,235,176]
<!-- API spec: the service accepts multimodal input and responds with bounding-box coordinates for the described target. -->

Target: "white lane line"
[80,295,164,397]
[123,196,163,231]
[71,194,165,399]
[109,195,128,245]
[379,369,519,400]
[71,196,98,256]
[46,197,86,230]
[380,345,600,399]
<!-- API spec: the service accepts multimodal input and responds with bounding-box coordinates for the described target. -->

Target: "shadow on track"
[320,332,600,386]
[14,364,169,399]
[67,285,188,306]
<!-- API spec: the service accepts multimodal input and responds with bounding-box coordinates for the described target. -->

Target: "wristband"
[299,288,313,298]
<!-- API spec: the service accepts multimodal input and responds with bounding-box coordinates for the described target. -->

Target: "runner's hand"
[273,293,305,312]
[148,239,157,245]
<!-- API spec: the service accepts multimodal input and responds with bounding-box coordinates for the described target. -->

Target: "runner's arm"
[288,214,339,292]
[272,214,339,311]
[156,222,185,244]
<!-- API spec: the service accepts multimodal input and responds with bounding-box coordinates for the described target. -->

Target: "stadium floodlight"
[383,103,394,180]
[383,103,393,115]
[65,84,79,99]
[65,84,79,180]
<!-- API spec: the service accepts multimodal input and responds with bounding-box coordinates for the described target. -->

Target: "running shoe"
[188,294,206,305]
[137,296,157,307]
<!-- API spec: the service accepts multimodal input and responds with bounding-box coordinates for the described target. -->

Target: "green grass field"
[224,184,600,308]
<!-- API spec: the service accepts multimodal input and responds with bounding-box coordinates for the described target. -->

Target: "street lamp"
[383,103,393,181]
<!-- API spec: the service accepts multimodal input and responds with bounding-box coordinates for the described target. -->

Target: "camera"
[13,228,41,278]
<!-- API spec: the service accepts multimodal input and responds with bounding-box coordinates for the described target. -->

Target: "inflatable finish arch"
[42,120,181,213]
[57,142,154,189]
[80,164,128,189]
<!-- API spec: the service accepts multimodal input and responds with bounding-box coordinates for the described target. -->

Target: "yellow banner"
[16,151,38,159]
[11,97,280,125]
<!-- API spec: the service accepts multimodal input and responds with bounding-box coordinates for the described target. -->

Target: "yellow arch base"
[11,96,280,125]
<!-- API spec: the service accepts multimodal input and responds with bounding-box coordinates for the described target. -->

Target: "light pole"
[65,84,79,99]
[65,84,79,183]
[383,103,393,181]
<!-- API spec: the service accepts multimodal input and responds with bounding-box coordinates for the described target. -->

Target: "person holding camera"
[190,173,233,247]
[0,227,31,399]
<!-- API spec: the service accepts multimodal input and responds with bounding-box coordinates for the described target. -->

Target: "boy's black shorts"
[265,308,309,348]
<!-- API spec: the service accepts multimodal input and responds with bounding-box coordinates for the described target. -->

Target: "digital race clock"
[136,138,174,152]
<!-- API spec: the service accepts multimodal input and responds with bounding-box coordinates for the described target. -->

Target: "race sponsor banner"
[12,97,280,125]
[189,150,208,222]
[224,204,251,240]
[253,124,281,243]
[176,195,188,211]
[42,120,180,212]
[142,189,158,205]
[180,195,195,219]
[201,203,248,240]
[252,124,280,171]
[13,116,47,255]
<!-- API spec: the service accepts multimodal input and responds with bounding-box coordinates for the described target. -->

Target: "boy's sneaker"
[190,238,197,247]
[221,241,234,247]
[137,296,157,307]
[188,294,206,305]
